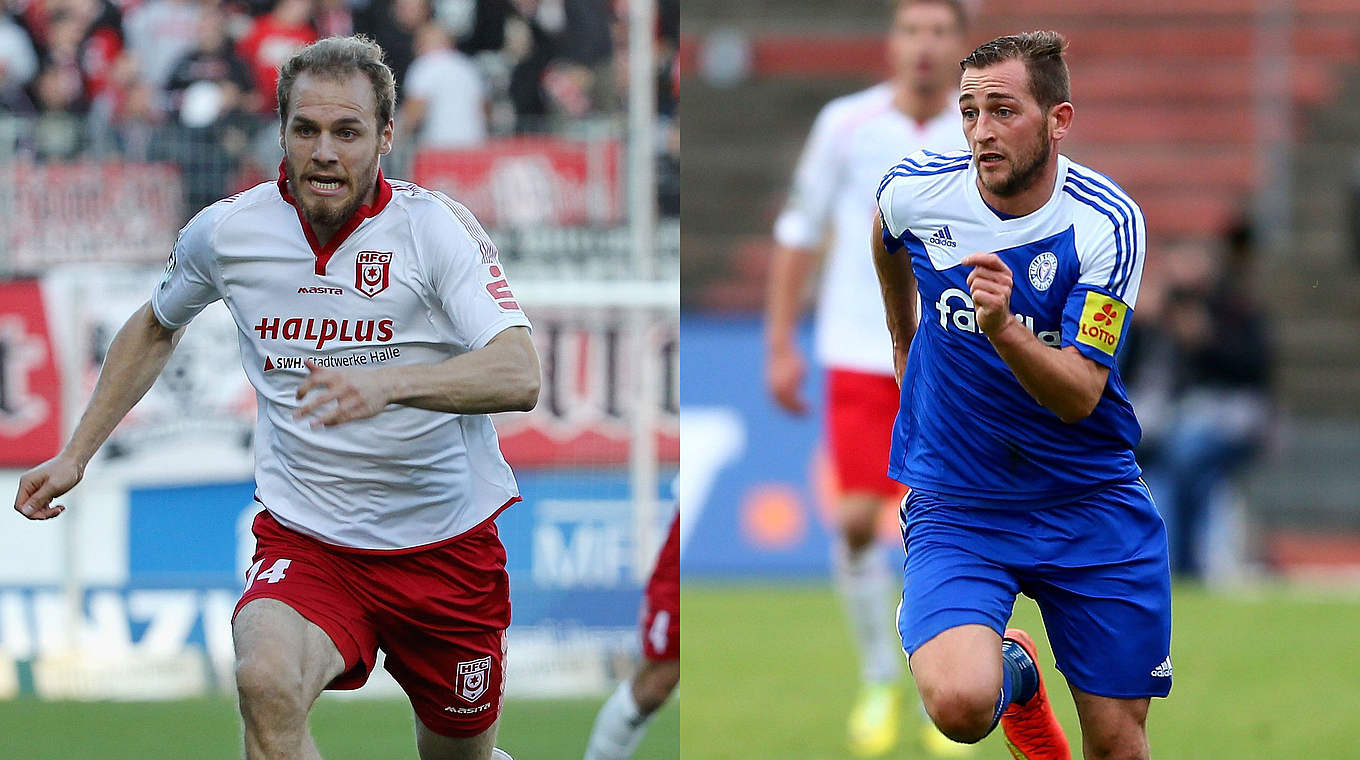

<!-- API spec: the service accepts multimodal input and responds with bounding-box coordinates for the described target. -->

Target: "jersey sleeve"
[151,205,223,329]
[1060,196,1146,369]
[772,103,844,250]
[876,171,908,254]
[421,195,532,351]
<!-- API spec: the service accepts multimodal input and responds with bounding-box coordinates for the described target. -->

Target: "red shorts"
[640,515,679,660]
[234,510,510,737]
[826,367,905,497]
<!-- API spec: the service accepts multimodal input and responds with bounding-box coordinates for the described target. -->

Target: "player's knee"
[839,499,880,550]
[841,518,876,550]
[632,658,680,714]
[919,683,993,743]
[235,655,308,721]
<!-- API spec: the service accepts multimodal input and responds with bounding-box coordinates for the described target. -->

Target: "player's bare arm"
[294,326,539,426]
[962,252,1108,423]
[871,214,918,387]
[764,243,821,414]
[14,302,183,519]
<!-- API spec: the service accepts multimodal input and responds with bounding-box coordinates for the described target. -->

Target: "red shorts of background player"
[641,515,679,660]
[826,367,907,497]
[234,509,511,737]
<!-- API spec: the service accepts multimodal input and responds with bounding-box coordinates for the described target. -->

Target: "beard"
[979,125,1051,198]
[286,154,379,232]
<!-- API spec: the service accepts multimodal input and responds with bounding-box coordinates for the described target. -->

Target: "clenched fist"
[962,252,1016,337]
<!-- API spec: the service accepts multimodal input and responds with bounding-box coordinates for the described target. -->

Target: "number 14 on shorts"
[244,558,293,590]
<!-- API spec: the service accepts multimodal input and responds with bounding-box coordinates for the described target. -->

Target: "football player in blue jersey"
[872,31,1171,760]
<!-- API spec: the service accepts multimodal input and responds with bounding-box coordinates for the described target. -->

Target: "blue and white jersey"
[876,149,1145,507]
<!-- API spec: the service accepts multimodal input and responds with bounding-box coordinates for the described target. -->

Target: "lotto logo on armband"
[1076,291,1127,356]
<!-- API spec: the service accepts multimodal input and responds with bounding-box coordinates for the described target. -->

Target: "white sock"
[583,678,651,760]
[834,539,905,685]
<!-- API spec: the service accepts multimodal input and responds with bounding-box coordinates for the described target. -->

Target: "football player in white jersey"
[15,36,537,760]
[763,0,973,756]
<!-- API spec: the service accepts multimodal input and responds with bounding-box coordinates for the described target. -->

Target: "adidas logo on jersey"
[1150,656,1173,678]
[928,225,957,248]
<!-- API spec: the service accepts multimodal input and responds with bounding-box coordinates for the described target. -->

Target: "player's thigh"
[1068,685,1150,760]
[1027,481,1172,700]
[898,491,1019,661]
[414,714,499,760]
[233,598,346,702]
[375,521,511,740]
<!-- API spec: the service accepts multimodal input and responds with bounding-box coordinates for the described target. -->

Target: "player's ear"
[379,120,394,155]
[1049,101,1073,142]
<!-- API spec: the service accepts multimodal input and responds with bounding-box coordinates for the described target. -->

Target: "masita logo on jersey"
[935,288,1060,346]
[356,251,393,298]
[253,316,395,349]
[1076,291,1127,356]
[297,286,343,295]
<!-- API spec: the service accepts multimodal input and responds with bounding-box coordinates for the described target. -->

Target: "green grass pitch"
[0,693,679,759]
[682,582,1360,759]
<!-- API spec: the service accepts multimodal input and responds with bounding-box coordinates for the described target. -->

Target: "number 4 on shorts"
[243,558,293,590]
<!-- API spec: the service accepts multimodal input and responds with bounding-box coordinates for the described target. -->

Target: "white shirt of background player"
[774,83,965,380]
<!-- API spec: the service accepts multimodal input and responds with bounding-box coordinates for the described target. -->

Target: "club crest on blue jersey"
[1028,252,1059,291]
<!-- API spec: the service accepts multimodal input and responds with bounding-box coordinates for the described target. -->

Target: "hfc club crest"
[355,251,393,298]
[455,656,492,703]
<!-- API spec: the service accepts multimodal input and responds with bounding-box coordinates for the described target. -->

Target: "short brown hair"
[276,35,396,127]
[894,0,968,31]
[960,30,1070,109]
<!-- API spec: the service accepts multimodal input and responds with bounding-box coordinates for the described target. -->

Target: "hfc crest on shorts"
[355,251,393,298]
[455,656,492,703]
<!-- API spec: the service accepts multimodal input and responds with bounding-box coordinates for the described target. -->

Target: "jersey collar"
[965,154,1069,235]
[276,161,394,275]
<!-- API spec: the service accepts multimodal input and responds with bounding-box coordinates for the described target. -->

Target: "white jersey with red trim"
[152,170,532,550]
[774,83,965,375]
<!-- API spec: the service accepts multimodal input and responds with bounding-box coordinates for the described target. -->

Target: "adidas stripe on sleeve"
[1059,167,1147,368]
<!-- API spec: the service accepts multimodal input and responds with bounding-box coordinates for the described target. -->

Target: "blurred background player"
[762,0,972,755]
[582,511,680,760]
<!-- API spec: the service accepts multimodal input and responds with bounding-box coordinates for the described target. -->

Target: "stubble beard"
[980,125,1051,198]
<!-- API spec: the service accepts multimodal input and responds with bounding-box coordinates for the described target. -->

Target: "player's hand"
[893,343,909,388]
[294,360,392,427]
[962,252,1016,337]
[14,454,83,520]
[767,342,808,414]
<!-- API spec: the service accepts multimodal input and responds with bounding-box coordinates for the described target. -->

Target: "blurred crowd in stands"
[1122,218,1275,581]
[0,0,678,217]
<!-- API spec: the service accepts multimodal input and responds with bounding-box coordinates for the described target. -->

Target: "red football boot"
[1000,629,1071,760]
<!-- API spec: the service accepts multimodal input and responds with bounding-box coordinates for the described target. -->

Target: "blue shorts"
[898,480,1172,699]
